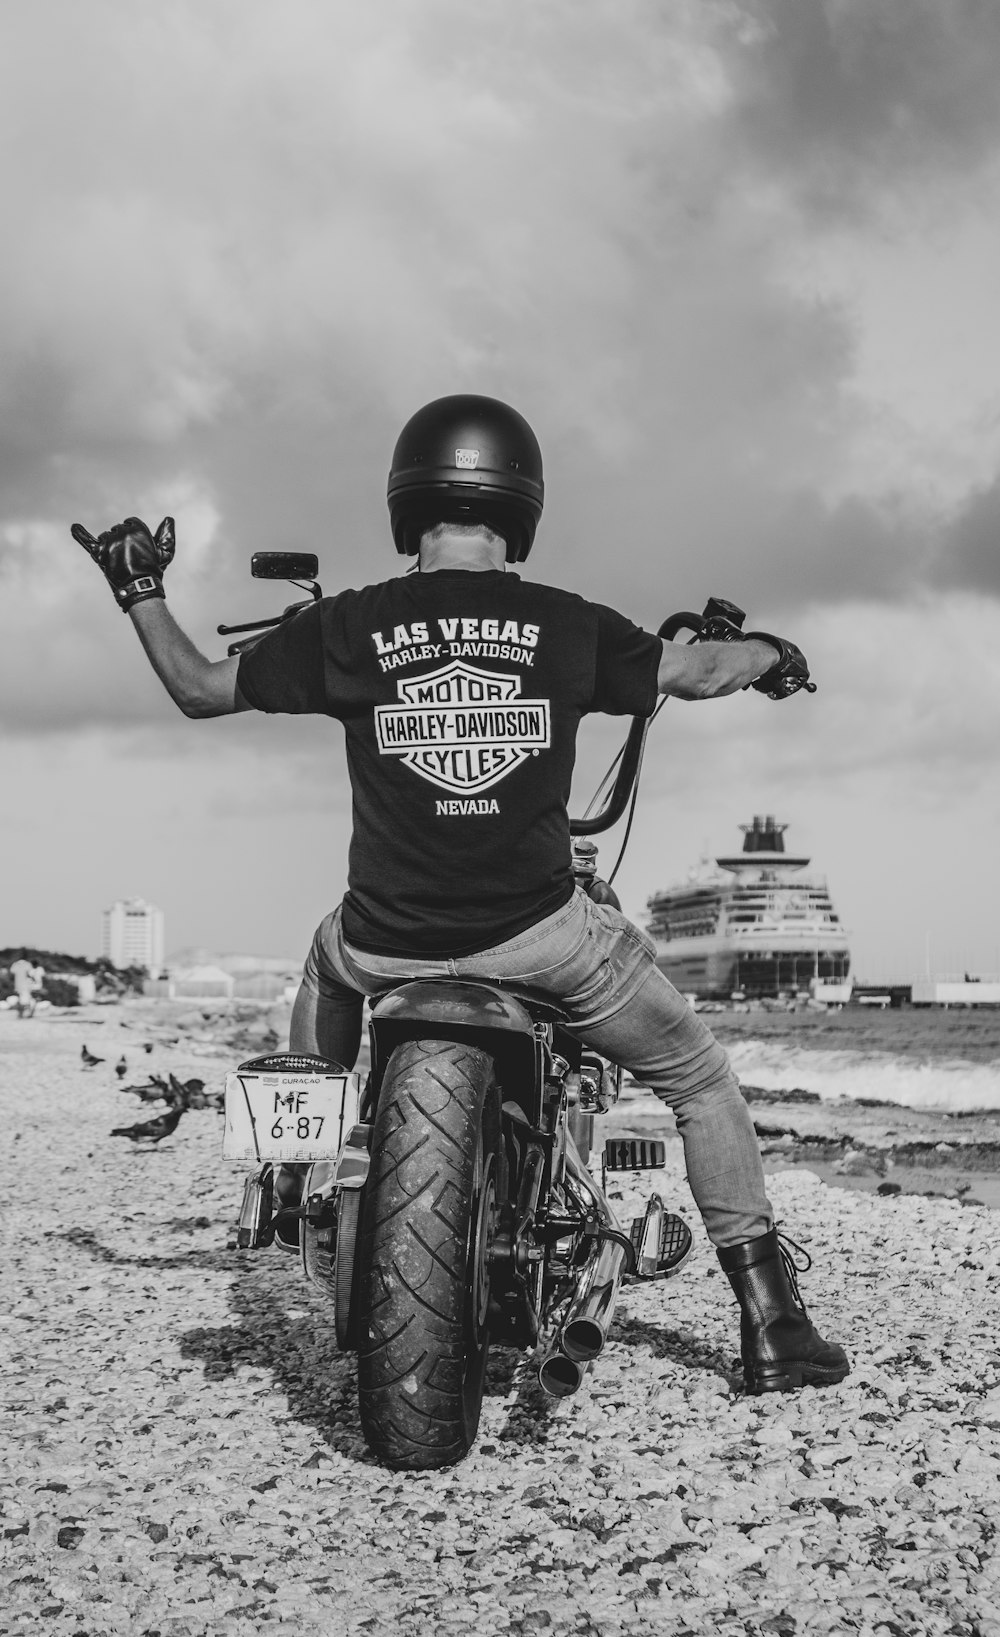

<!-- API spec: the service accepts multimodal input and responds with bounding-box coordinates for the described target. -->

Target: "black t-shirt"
[237,570,660,956]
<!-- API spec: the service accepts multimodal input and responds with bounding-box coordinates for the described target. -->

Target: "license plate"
[222,1070,362,1161]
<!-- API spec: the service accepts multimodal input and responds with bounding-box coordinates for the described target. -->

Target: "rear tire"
[357,1038,501,1470]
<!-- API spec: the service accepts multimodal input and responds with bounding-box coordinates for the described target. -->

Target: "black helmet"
[387,393,544,562]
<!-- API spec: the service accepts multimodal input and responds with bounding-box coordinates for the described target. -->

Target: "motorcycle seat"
[367,979,570,1025]
[490,984,570,1023]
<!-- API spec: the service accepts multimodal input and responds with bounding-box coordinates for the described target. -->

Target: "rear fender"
[369,979,543,1123]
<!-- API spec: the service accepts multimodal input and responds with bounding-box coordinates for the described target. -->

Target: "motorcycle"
[220,553,749,1471]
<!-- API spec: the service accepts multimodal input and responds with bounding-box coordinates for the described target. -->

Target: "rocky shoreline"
[615,1079,1000,1212]
[2,1008,999,1635]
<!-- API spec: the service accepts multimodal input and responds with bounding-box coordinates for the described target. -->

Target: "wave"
[724,1039,1000,1112]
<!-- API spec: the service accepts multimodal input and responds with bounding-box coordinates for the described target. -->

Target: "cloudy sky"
[3,0,1000,979]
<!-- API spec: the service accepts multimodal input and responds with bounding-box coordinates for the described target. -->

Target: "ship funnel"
[741,814,787,854]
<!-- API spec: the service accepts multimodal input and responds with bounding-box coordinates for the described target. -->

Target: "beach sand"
[2,1002,999,1634]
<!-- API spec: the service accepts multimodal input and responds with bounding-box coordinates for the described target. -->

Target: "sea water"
[711,1006,1000,1113]
[725,1039,1000,1112]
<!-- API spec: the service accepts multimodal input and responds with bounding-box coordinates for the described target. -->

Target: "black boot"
[718,1226,850,1394]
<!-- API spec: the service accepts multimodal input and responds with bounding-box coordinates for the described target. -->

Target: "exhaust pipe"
[535,1140,629,1395]
[561,1234,629,1362]
[561,1140,629,1362]
[537,1350,588,1398]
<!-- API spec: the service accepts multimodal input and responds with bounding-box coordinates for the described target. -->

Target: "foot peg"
[603,1137,666,1172]
[627,1194,692,1280]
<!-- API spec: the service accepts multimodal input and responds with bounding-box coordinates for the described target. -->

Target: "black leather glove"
[743,630,815,699]
[71,515,175,612]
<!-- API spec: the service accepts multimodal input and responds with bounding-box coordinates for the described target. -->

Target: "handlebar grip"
[657,611,704,642]
[226,634,269,657]
[657,600,748,645]
[217,615,285,636]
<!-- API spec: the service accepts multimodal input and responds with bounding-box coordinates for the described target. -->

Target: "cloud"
[0,726,352,957]
[1,0,999,759]
[744,491,933,608]
[0,483,228,734]
[4,2,1000,974]
[642,590,1000,787]
[942,475,1000,594]
[719,0,1000,221]
[0,4,869,459]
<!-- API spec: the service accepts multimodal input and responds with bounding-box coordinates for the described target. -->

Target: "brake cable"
[598,609,717,882]
[604,694,666,885]
[581,740,626,821]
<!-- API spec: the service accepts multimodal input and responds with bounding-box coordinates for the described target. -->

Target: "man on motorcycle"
[72,393,848,1395]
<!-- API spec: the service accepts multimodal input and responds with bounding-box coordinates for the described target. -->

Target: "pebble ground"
[2,1010,999,1637]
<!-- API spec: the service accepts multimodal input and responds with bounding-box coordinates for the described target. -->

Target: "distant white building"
[101,898,165,978]
[165,947,301,1001]
[169,963,235,1000]
[911,979,1000,1007]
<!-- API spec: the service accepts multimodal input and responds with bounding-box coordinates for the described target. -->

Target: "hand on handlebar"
[687,600,814,698]
[743,630,816,699]
[71,515,175,613]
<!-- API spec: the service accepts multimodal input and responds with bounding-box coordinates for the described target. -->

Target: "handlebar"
[569,601,745,837]
[569,715,648,837]
[218,583,323,657]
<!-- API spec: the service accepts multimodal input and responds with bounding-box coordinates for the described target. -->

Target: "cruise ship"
[644,816,851,1000]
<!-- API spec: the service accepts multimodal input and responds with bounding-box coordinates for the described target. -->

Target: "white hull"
[646,817,850,999]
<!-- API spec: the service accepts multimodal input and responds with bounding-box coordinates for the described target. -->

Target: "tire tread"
[357,1038,498,1470]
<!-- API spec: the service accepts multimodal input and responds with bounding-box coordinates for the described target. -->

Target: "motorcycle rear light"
[238,1052,348,1074]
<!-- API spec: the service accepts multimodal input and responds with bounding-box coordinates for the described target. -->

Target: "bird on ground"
[120,1081,169,1103]
[143,1041,154,1053]
[166,1073,210,1110]
[119,1072,210,1108]
[81,1045,104,1069]
[110,1105,185,1144]
[115,1055,128,1080]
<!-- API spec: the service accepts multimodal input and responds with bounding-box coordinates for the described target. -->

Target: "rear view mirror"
[251,552,319,581]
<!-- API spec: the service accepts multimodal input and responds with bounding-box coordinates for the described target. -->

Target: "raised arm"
[657,636,780,700]
[129,600,249,717]
[71,515,250,718]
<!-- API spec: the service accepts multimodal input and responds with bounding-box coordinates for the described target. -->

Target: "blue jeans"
[290,889,773,1248]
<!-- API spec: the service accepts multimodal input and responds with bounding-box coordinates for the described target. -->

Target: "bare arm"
[657,637,780,700]
[72,513,252,719]
[130,600,252,718]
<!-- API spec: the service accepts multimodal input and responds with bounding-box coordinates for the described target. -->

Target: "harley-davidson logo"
[374,660,550,793]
